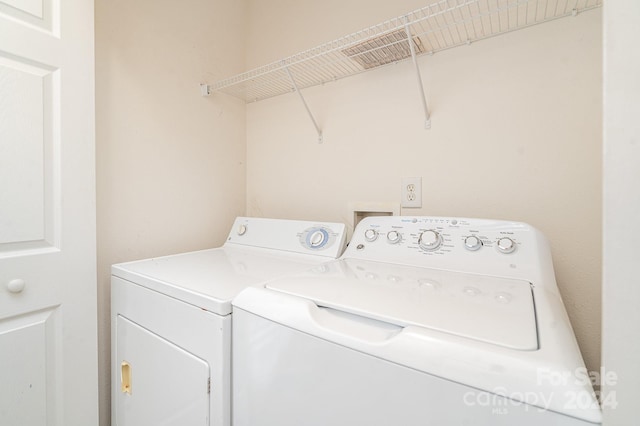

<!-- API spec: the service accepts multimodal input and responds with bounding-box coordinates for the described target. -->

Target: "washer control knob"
[364,229,378,242]
[496,237,517,254]
[464,235,483,251]
[237,224,247,236]
[386,230,402,244]
[419,230,442,251]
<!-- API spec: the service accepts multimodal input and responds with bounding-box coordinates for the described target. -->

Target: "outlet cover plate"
[401,177,422,208]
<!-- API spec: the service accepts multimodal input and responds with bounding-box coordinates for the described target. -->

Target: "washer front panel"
[233,308,595,426]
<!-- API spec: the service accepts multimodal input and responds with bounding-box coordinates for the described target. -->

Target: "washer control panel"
[344,216,549,281]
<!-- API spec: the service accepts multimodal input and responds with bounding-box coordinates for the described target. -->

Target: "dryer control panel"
[344,216,554,284]
[226,217,347,259]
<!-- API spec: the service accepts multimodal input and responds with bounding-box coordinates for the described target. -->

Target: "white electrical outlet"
[401,177,422,208]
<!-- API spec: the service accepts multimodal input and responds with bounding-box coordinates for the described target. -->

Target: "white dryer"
[232,216,602,425]
[110,217,346,426]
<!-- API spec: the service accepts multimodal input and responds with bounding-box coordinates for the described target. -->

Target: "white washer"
[232,216,602,426]
[110,217,346,426]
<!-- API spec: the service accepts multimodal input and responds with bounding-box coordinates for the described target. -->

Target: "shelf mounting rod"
[284,65,323,143]
[403,18,431,129]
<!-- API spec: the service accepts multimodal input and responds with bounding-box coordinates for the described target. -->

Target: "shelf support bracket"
[404,19,431,129]
[284,65,323,143]
[199,83,211,97]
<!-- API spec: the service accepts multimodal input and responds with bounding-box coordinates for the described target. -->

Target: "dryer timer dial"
[303,227,331,250]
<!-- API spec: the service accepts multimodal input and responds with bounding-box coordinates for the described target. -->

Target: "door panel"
[0,307,60,425]
[0,54,57,252]
[0,0,55,33]
[0,0,97,425]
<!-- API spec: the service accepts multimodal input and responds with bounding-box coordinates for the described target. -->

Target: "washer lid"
[265,259,538,350]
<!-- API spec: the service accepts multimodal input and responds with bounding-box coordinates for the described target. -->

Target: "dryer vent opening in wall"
[342,29,425,70]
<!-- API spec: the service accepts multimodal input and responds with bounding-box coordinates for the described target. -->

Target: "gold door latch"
[121,361,132,394]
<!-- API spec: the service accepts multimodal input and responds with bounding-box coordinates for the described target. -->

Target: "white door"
[0,0,98,425]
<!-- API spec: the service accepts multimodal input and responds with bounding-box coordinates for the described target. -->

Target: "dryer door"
[116,315,210,426]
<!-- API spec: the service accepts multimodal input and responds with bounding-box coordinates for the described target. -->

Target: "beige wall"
[246,0,603,377]
[95,1,246,425]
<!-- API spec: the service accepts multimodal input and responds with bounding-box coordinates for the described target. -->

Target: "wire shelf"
[213,0,601,103]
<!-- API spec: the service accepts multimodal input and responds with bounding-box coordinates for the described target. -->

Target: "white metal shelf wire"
[213,0,602,103]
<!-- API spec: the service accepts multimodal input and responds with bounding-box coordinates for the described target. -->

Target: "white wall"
[95,1,246,425]
[602,0,640,423]
[246,0,603,377]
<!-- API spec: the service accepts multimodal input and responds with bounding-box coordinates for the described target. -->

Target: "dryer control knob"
[237,224,247,236]
[364,229,378,242]
[464,235,483,251]
[496,237,516,254]
[309,230,327,247]
[386,230,402,244]
[419,230,442,251]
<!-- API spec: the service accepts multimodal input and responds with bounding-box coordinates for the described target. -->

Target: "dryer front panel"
[116,315,210,426]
